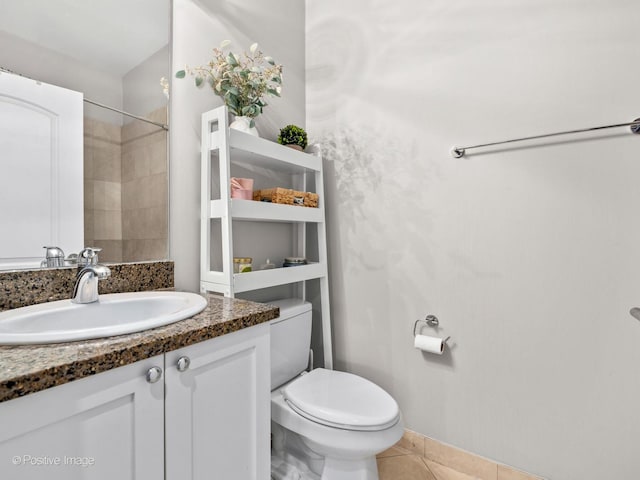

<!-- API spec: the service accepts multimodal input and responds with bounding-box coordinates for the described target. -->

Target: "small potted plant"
[277,125,308,151]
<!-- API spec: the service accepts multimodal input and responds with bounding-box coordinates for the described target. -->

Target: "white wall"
[307,1,640,479]
[170,0,306,291]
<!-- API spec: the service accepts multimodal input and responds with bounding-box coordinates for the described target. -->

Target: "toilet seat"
[281,368,400,432]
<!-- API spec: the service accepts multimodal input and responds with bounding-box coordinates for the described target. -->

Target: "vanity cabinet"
[165,322,270,480]
[0,355,165,480]
[0,323,270,480]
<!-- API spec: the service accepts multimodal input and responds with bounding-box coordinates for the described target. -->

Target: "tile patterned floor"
[377,445,480,480]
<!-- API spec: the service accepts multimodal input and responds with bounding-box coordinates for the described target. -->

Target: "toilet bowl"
[269,299,403,480]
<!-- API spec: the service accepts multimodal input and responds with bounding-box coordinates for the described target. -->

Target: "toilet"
[270,298,404,480]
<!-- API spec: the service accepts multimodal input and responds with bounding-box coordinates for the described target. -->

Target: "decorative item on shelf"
[253,187,318,208]
[283,257,307,267]
[230,116,258,136]
[233,257,252,273]
[277,125,308,151]
[230,177,254,200]
[259,258,276,270]
[175,40,283,137]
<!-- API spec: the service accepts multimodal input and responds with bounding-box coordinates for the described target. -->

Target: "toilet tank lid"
[268,298,312,321]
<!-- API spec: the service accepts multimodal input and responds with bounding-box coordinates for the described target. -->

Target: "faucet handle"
[77,247,102,266]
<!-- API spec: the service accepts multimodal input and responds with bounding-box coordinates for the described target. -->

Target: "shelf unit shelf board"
[210,130,321,174]
[202,263,326,294]
[209,199,324,223]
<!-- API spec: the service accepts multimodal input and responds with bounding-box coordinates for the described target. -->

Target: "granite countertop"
[0,293,279,403]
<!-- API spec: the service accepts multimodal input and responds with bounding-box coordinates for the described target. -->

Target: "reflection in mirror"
[0,0,170,269]
[0,74,84,270]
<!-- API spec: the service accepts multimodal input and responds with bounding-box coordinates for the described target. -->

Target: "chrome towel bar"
[451,117,640,158]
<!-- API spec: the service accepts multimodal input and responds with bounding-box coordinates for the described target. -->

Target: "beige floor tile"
[426,459,482,480]
[377,454,437,480]
[497,464,544,480]
[424,437,497,480]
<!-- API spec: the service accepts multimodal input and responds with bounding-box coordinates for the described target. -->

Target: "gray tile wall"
[121,107,168,261]
[83,107,168,263]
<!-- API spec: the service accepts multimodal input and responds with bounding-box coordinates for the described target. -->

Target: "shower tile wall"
[84,116,123,262]
[121,106,168,261]
[83,107,167,263]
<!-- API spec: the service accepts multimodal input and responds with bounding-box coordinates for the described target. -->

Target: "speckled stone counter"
[0,294,278,403]
[0,261,174,311]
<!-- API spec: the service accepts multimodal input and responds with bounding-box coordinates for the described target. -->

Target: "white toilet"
[270,299,404,480]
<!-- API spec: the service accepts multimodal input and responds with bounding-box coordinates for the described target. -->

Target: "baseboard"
[396,429,545,480]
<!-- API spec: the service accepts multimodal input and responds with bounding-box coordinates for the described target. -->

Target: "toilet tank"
[269,298,312,390]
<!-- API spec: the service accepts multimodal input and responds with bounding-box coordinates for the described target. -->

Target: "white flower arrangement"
[176,40,283,127]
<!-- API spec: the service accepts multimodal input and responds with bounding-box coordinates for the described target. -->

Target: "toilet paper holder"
[413,315,451,343]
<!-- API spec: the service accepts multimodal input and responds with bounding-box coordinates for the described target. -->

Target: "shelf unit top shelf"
[209,130,322,174]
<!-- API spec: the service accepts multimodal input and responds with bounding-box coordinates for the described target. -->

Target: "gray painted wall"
[307,1,640,479]
[0,31,123,124]
[170,0,306,292]
[123,45,170,121]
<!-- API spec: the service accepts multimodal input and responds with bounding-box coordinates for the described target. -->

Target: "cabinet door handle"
[146,366,163,383]
[177,356,191,372]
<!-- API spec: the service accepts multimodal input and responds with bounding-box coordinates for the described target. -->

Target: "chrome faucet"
[77,247,102,267]
[41,246,65,268]
[71,248,111,304]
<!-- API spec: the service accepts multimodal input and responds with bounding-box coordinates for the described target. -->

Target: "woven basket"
[253,187,318,208]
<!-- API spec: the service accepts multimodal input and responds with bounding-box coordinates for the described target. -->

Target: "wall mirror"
[0,0,171,270]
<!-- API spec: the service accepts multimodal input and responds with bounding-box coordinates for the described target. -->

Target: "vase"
[229,116,259,136]
[284,144,304,151]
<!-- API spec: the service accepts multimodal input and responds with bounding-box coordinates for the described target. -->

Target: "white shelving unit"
[200,106,333,368]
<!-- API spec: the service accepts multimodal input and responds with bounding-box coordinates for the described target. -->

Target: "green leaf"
[195,77,204,87]
[267,88,280,97]
[249,119,255,128]
[226,86,239,96]
[226,95,238,109]
[227,53,238,66]
[175,70,186,79]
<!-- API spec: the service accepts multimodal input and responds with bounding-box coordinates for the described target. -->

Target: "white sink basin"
[0,291,208,345]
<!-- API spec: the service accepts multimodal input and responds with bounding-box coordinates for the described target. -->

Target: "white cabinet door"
[165,324,270,480]
[0,355,165,480]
